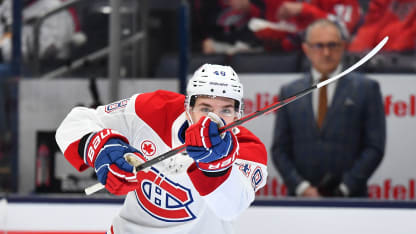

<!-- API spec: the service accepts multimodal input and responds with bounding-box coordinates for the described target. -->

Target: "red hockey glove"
[84,129,146,195]
[185,113,238,172]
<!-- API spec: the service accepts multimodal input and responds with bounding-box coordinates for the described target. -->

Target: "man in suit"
[271,19,386,197]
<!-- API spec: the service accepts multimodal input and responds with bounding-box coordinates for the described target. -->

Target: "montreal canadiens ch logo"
[141,140,156,157]
[135,168,195,222]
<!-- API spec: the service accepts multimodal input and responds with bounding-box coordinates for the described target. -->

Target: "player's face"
[189,96,238,125]
[302,24,345,76]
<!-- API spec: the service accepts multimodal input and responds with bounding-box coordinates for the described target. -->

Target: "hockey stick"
[85,36,388,195]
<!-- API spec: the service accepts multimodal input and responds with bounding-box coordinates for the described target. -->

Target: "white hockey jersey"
[55,90,268,234]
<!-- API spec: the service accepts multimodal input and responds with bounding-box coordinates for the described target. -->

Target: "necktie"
[317,77,327,128]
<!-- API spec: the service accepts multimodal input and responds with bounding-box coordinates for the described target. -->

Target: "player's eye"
[193,107,212,114]
[219,108,235,117]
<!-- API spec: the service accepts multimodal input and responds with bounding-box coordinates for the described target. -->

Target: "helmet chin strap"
[185,109,194,126]
[185,96,195,126]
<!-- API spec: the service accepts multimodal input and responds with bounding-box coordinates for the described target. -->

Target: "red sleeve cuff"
[64,140,89,172]
[187,163,232,196]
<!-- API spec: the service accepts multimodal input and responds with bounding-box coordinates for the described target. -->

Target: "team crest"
[135,168,195,222]
[141,140,156,157]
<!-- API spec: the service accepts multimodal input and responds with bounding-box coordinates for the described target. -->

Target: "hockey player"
[55,64,268,234]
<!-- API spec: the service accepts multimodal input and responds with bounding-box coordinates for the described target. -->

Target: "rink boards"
[1,197,416,234]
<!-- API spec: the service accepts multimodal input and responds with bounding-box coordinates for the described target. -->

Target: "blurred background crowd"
[1,0,415,78]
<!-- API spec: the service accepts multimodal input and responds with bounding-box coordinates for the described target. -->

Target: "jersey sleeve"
[55,90,185,172]
[187,127,268,220]
[55,96,135,171]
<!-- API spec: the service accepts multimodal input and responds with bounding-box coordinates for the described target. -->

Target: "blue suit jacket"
[271,72,386,196]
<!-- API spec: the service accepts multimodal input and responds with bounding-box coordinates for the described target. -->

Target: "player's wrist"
[201,167,231,177]
[78,132,93,160]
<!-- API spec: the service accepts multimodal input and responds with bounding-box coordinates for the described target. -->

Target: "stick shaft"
[137,37,389,171]
[84,36,388,195]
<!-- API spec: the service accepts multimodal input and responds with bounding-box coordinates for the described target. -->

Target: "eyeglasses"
[191,106,236,117]
[306,41,342,50]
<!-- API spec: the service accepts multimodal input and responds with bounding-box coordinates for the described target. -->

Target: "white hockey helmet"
[186,64,244,115]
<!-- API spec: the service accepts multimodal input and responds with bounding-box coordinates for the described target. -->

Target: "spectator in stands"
[251,0,362,51]
[271,19,386,197]
[191,0,265,55]
[0,0,82,62]
[349,0,416,52]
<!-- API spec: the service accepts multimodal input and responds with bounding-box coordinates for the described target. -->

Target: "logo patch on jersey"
[141,140,156,157]
[135,168,195,222]
[104,98,129,113]
[251,166,263,190]
[238,163,251,177]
